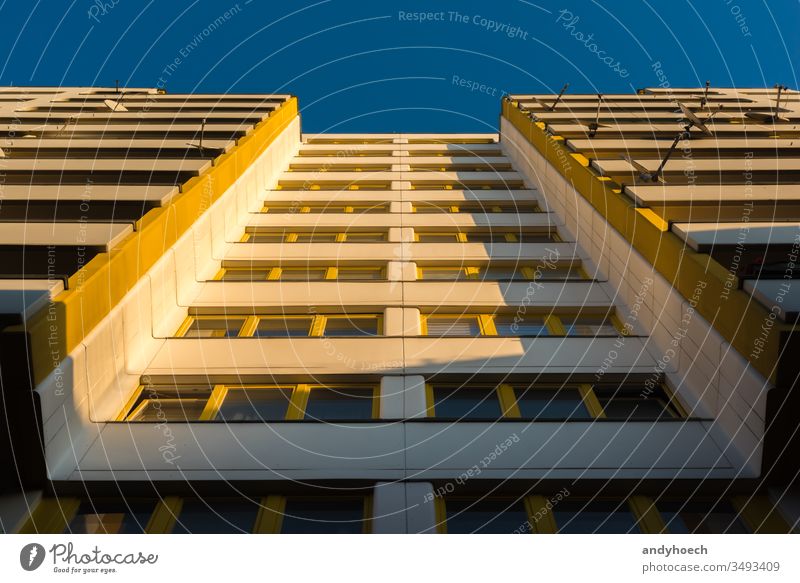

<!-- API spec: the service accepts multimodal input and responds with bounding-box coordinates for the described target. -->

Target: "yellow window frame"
[420,313,486,336]
[175,315,250,338]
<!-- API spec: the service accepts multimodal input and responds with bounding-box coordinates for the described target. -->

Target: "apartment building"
[1,86,796,534]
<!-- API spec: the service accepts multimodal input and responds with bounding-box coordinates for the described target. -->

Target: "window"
[443,499,529,534]
[422,312,619,337]
[593,384,682,420]
[423,315,485,336]
[322,315,381,336]
[278,498,369,534]
[422,381,684,422]
[119,386,213,422]
[288,164,392,172]
[66,500,155,534]
[409,163,514,172]
[172,498,261,534]
[261,202,389,212]
[561,314,619,336]
[412,202,538,213]
[119,383,379,422]
[657,500,749,534]
[421,313,563,337]
[176,314,382,338]
[178,316,247,338]
[410,181,526,190]
[255,316,314,337]
[415,231,554,243]
[242,231,387,243]
[303,386,378,420]
[415,264,586,281]
[493,314,549,336]
[214,387,293,421]
[335,267,385,280]
[514,386,591,420]
[554,501,640,534]
[429,385,505,419]
[217,265,386,281]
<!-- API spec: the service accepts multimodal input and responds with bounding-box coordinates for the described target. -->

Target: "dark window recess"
[303,388,374,420]
[280,499,365,534]
[445,500,528,534]
[66,500,155,534]
[214,388,293,421]
[515,388,591,420]
[171,498,260,534]
[432,386,502,419]
[554,501,640,534]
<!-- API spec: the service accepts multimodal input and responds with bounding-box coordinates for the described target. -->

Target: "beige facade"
[1,87,796,534]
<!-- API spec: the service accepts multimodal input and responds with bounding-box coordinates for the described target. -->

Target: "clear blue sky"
[1,0,797,132]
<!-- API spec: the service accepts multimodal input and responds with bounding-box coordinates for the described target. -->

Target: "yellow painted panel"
[27,98,299,385]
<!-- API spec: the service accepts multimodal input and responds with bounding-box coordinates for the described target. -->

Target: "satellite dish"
[103,98,128,112]
[678,102,712,136]
[621,154,661,183]
[186,119,207,152]
[745,84,789,122]
[620,130,689,183]
[585,94,609,137]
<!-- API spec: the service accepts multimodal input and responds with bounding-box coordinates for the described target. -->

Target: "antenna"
[549,83,569,111]
[700,80,710,109]
[115,79,119,94]
[745,84,789,122]
[621,130,689,183]
[186,118,208,153]
[587,94,605,137]
[57,116,76,136]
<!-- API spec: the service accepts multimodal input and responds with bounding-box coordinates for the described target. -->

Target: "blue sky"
[0,0,797,132]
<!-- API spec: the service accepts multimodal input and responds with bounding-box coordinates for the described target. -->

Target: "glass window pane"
[425,316,481,336]
[432,386,502,419]
[247,233,286,243]
[482,266,518,280]
[336,268,384,280]
[278,268,328,281]
[172,499,259,534]
[66,500,154,534]
[255,317,313,337]
[304,387,374,420]
[280,498,365,533]
[517,233,554,243]
[413,205,444,213]
[323,317,379,336]
[555,502,640,533]
[345,232,386,242]
[540,266,584,280]
[296,233,337,242]
[419,268,464,280]
[594,387,677,420]
[445,500,528,534]
[183,317,245,338]
[658,501,749,534]
[128,398,207,421]
[515,388,590,420]
[221,268,271,281]
[562,315,618,336]
[494,315,548,336]
[417,233,459,242]
[215,388,293,421]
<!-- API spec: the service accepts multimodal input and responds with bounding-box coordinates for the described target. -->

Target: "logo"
[20,543,46,571]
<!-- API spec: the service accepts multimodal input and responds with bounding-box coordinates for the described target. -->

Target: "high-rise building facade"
[1,86,796,534]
